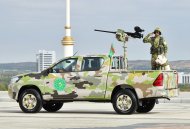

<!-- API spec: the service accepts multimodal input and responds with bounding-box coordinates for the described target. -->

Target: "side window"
[82,57,104,71]
[52,58,77,73]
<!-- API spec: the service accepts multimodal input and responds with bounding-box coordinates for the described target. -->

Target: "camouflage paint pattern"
[106,70,178,99]
[116,29,127,42]
[8,55,178,101]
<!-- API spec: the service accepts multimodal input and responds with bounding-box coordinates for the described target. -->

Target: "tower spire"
[62,0,74,57]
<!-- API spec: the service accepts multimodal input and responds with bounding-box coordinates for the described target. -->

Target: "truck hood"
[16,72,46,80]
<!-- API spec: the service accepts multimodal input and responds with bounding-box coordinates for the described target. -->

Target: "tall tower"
[61,0,74,58]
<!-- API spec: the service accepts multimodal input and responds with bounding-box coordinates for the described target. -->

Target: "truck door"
[45,57,81,99]
[76,56,110,99]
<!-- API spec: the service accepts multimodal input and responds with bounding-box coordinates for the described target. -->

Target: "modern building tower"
[36,50,56,72]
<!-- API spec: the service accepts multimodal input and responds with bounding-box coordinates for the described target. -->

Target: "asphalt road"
[0,102,190,129]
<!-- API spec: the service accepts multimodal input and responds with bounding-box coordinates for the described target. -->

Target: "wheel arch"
[111,84,139,102]
[17,85,42,102]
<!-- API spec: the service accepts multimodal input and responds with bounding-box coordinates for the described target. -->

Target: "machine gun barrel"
[95,27,144,39]
[94,29,116,34]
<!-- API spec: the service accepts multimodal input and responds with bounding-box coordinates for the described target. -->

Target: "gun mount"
[95,26,144,42]
[95,26,144,69]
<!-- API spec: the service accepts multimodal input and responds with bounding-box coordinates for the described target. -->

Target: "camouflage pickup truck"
[8,55,179,114]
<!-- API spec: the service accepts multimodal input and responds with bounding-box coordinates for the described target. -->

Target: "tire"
[19,89,42,113]
[136,99,156,113]
[112,89,138,115]
[43,101,63,112]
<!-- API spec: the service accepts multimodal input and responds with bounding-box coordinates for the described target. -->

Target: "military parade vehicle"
[8,27,179,114]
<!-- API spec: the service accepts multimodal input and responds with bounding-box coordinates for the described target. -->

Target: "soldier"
[143,28,168,70]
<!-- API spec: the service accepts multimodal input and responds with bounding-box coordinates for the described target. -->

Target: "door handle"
[94,75,102,77]
[69,76,80,80]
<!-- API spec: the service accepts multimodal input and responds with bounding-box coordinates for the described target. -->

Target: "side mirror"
[45,68,52,74]
[41,68,51,76]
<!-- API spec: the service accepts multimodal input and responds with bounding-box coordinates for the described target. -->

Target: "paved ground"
[0,102,190,129]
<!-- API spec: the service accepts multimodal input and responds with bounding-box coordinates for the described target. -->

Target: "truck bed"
[106,69,179,99]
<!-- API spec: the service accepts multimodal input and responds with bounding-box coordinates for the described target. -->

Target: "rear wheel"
[19,89,42,113]
[43,101,63,112]
[136,99,156,113]
[112,89,138,115]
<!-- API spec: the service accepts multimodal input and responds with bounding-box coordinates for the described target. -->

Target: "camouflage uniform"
[143,28,168,70]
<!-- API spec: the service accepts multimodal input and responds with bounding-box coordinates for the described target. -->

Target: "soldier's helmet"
[154,27,162,35]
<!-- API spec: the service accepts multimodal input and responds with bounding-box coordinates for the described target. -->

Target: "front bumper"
[8,84,17,100]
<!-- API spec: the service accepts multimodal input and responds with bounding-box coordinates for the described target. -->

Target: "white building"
[36,50,56,72]
[178,72,190,84]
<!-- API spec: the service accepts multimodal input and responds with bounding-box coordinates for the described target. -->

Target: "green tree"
[0,83,8,91]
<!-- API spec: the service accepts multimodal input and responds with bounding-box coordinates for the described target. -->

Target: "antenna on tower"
[73,51,78,56]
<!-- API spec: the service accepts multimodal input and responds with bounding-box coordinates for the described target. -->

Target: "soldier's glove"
[148,32,154,37]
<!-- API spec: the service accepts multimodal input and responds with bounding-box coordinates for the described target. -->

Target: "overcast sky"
[0,0,190,63]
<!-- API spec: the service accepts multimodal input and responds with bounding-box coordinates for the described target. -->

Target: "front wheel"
[112,89,138,115]
[43,102,63,112]
[136,99,156,113]
[19,89,42,113]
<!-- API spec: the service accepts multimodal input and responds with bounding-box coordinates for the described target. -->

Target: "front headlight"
[10,76,19,84]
